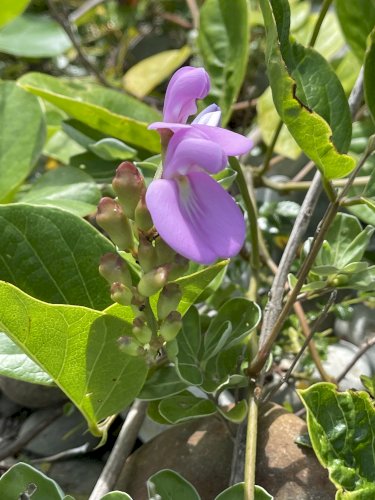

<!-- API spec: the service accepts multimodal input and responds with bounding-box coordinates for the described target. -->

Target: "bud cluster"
[96,161,187,360]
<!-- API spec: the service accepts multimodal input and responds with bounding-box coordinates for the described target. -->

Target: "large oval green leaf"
[0,81,45,202]
[299,382,375,499]
[198,0,249,125]
[364,27,375,124]
[0,0,30,28]
[335,0,375,62]
[260,0,355,179]
[0,15,72,58]
[0,281,148,436]
[18,72,161,153]
[0,204,114,309]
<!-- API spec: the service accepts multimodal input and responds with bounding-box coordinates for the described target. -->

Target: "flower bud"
[110,282,133,306]
[135,192,154,232]
[165,338,178,361]
[167,255,189,281]
[157,283,182,320]
[138,234,157,273]
[99,253,132,286]
[132,317,152,344]
[159,311,182,342]
[112,162,145,219]
[117,335,143,357]
[96,197,134,251]
[137,266,169,297]
[155,237,176,266]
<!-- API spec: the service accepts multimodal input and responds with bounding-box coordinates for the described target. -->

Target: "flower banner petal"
[163,66,210,123]
[192,124,252,156]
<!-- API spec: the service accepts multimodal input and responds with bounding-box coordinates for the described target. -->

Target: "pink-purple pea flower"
[146,66,253,265]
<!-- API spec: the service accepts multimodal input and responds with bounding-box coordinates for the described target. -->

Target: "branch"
[336,335,375,384]
[47,0,115,88]
[89,400,148,499]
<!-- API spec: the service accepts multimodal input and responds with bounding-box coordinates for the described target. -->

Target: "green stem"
[308,0,333,47]
[230,157,260,300]
[244,386,258,500]
[259,175,369,192]
[258,119,283,176]
[249,148,371,376]
[144,298,158,337]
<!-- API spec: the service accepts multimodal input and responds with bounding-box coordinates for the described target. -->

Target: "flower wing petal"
[163,129,227,178]
[146,172,246,264]
[192,124,253,156]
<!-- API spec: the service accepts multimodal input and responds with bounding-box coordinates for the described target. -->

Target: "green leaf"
[43,130,85,165]
[316,213,374,270]
[335,0,375,62]
[147,470,200,500]
[361,375,375,397]
[0,0,30,28]
[201,345,242,393]
[364,27,375,124]
[123,46,191,99]
[175,306,203,385]
[18,166,101,217]
[0,204,114,309]
[138,366,188,401]
[0,462,65,500]
[0,81,45,202]
[158,392,217,424]
[0,14,72,57]
[204,298,261,361]
[299,382,375,499]
[18,72,161,153]
[89,138,137,161]
[260,0,355,180]
[198,0,249,125]
[218,399,248,423]
[101,493,133,500]
[257,87,301,160]
[215,483,273,500]
[0,281,148,435]
[0,332,53,386]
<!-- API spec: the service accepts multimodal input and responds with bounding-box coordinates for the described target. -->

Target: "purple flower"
[149,66,252,156]
[146,128,246,264]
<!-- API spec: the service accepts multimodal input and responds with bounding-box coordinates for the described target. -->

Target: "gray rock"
[19,408,99,456]
[0,376,66,408]
[116,404,335,500]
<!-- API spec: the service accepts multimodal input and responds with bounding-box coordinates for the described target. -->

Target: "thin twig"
[47,0,114,88]
[89,400,148,500]
[308,0,333,47]
[244,389,258,500]
[336,335,375,383]
[31,443,90,464]
[186,0,200,29]
[262,292,337,404]
[348,66,364,119]
[0,407,62,461]
[293,301,333,382]
[69,0,105,23]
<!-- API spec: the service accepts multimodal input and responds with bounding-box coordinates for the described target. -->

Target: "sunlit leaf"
[0,0,30,28]
[123,46,191,98]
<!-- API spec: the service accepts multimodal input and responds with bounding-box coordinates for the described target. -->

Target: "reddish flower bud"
[112,162,145,219]
[110,282,133,306]
[137,266,169,297]
[157,283,182,320]
[117,335,143,357]
[99,253,132,286]
[96,197,134,250]
[159,311,182,342]
[132,317,152,344]
[138,234,157,273]
[135,192,154,232]
[155,237,176,266]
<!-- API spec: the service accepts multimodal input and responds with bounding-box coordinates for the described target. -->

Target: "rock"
[19,408,99,456]
[44,458,103,500]
[0,376,66,408]
[116,404,335,500]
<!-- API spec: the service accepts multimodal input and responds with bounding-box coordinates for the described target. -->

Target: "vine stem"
[244,387,258,500]
[308,0,333,47]
[230,157,260,301]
